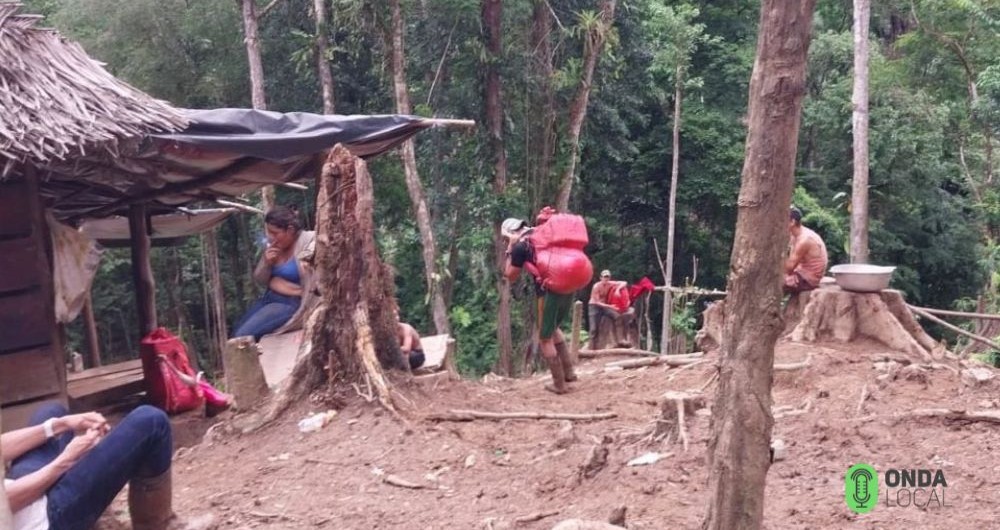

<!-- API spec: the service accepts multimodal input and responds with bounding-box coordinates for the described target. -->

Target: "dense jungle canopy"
[26,0,1000,374]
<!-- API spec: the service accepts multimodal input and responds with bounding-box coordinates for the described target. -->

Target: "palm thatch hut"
[0,1,187,425]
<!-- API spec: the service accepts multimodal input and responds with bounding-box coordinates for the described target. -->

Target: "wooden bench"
[411,334,458,386]
[67,359,145,411]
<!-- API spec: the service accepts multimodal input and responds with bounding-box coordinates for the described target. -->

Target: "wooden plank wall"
[0,171,66,430]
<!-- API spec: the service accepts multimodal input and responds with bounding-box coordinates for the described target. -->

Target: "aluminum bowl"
[828,264,896,293]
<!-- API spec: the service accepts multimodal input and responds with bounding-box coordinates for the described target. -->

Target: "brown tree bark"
[702,1,816,529]
[389,0,451,335]
[555,0,617,211]
[263,145,401,421]
[661,65,683,354]
[202,230,228,372]
[240,0,275,210]
[128,204,157,337]
[314,0,336,114]
[531,0,556,209]
[482,0,514,375]
[850,0,870,264]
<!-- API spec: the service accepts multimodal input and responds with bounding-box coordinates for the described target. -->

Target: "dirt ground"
[101,338,1000,529]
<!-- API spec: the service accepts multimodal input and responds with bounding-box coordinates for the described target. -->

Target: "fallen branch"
[698,371,719,392]
[514,510,560,524]
[427,410,617,422]
[653,286,728,297]
[909,306,1000,322]
[774,353,812,371]
[665,359,715,381]
[773,399,812,419]
[908,305,1000,354]
[383,474,426,489]
[605,353,706,370]
[579,348,662,358]
[893,408,1000,424]
[855,384,869,417]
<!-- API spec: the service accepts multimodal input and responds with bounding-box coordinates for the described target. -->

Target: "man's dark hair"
[265,205,302,231]
[790,206,803,225]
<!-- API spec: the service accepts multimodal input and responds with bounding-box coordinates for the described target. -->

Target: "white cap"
[501,218,526,238]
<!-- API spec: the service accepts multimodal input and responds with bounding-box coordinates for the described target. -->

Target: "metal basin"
[828,264,896,293]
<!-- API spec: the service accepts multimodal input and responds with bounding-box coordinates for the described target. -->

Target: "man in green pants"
[502,218,577,394]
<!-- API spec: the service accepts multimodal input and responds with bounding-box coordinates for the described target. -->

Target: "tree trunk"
[166,246,189,339]
[661,68,683,354]
[240,0,275,211]
[203,230,227,372]
[314,0,336,114]
[262,145,402,421]
[389,0,450,335]
[482,0,514,375]
[128,204,157,337]
[849,0,870,264]
[555,0,617,211]
[702,1,816,529]
[223,337,270,410]
[0,411,11,528]
[531,0,556,209]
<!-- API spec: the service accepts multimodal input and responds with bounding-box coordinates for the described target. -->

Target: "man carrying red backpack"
[502,210,593,394]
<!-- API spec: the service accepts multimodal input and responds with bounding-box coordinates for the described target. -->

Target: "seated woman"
[232,206,316,341]
[3,403,211,530]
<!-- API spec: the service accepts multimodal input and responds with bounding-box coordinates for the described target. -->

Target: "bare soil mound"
[104,339,1000,529]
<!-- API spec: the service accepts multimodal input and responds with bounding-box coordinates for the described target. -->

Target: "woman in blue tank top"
[232,206,309,341]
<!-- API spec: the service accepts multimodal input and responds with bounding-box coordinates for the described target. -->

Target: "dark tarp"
[153,109,432,161]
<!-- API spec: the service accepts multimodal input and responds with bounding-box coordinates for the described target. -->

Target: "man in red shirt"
[588,269,635,348]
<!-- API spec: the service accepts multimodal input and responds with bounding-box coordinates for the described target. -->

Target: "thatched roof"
[0,2,186,169]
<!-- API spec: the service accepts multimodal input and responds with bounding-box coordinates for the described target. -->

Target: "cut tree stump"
[787,287,937,362]
[694,300,725,352]
[655,391,707,450]
[223,337,270,410]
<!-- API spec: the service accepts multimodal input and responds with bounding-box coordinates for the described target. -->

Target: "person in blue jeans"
[233,206,316,341]
[2,403,212,530]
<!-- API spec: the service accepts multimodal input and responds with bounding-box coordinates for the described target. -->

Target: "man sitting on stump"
[784,206,828,294]
[396,319,426,371]
[588,269,635,348]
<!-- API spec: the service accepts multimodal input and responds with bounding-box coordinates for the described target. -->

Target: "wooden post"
[570,300,582,363]
[223,337,270,410]
[83,292,101,367]
[128,204,157,337]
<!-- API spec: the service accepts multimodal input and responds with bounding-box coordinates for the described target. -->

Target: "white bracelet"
[42,418,56,439]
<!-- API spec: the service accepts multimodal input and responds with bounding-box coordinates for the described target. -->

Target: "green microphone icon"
[845,463,878,514]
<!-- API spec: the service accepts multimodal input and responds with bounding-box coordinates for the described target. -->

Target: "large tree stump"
[261,145,401,422]
[223,337,270,410]
[589,311,639,350]
[695,300,725,352]
[787,287,936,361]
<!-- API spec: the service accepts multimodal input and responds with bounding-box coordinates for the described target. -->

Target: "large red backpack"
[140,328,204,414]
[525,213,593,294]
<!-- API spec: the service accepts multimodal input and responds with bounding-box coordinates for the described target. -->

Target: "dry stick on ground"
[383,474,426,489]
[773,353,812,371]
[428,410,617,422]
[665,359,714,381]
[605,353,706,370]
[881,408,1000,425]
[578,348,663,358]
[773,399,812,420]
[855,384,869,417]
[908,305,1000,355]
[515,510,560,523]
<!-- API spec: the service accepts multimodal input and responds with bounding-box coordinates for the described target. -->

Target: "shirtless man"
[784,207,828,293]
[588,270,635,348]
[396,321,425,371]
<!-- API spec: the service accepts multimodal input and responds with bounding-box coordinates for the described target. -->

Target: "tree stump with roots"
[261,144,404,423]
[696,287,941,362]
[786,287,939,361]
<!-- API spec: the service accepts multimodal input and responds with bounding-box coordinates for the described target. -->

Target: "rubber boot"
[544,356,569,394]
[554,341,578,382]
[129,471,216,530]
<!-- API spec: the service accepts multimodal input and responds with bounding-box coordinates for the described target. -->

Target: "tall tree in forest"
[482,0,513,374]
[644,2,711,353]
[555,0,618,211]
[314,0,336,114]
[240,0,275,210]
[702,0,816,528]
[850,0,870,263]
[388,0,451,335]
[530,0,556,212]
